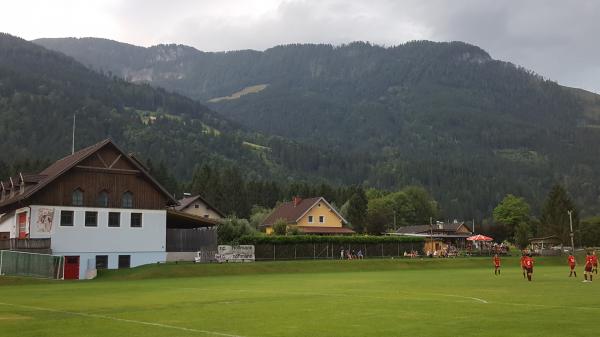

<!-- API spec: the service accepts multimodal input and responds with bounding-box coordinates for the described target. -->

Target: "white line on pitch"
[440,294,488,304]
[0,302,246,337]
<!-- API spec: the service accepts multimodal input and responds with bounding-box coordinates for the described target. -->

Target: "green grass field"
[1,257,599,337]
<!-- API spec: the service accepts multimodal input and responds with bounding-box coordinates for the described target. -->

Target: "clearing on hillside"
[208,84,269,103]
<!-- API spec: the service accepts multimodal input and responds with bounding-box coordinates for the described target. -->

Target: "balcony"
[0,238,51,252]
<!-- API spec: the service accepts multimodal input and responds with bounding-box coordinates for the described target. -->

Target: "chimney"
[293,196,302,207]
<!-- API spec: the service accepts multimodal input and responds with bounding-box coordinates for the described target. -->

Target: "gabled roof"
[0,139,177,210]
[262,197,347,226]
[174,194,225,217]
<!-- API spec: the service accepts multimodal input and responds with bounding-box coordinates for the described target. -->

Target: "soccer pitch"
[0,257,598,337]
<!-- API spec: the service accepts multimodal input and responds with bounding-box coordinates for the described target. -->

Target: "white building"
[0,139,178,279]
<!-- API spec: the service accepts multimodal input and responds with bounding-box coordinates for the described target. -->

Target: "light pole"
[568,210,575,253]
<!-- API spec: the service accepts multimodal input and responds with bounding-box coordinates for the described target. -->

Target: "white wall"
[0,208,29,239]
[182,201,222,219]
[26,205,167,279]
[29,205,166,253]
[0,212,16,238]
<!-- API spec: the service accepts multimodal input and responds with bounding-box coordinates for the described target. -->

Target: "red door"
[18,213,27,239]
[64,256,80,280]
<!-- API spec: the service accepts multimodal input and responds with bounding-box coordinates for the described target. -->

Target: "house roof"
[298,226,355,234]
[262,197,347,226]
[167,209,221,228]
[394,223,471,235]
[0,139,177,211]
[174,194,225,217]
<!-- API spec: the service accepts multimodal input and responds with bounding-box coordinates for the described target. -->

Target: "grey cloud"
[103,0,600,92]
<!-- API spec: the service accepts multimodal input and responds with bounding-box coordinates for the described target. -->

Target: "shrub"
[218,217,256,244]
[273,219,288,235]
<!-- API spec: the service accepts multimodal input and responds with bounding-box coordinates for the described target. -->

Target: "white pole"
[568,210,575,253]
[72,113,76,155]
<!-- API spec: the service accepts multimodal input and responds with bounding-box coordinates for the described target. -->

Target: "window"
[130,213,142,228]
[308,215,313,223]
[85,211,97,227]
[118,255,130,268]
[72,188,84,206]
[95,255,108,269]
[97,190,109,207]
[194,204,199,209]
[60,210,74,226]
[319,216,325,223]
[121,191,133,209]
[204,214,209,218]
[108,212,120,227]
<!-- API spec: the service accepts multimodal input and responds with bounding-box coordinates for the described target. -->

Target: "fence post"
[0,250,3,276]
[273,244,276,260]
[398,243,400,257]
[381,243,384,257]
[313,244,316,260]
[294,245,297,259]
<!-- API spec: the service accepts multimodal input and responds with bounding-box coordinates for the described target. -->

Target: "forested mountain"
[0,33,363,196]
[34,37,600,219]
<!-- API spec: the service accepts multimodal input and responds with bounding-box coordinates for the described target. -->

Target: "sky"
[1,0,599,93]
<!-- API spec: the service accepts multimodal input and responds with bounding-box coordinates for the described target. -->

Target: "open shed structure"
[529,236,562,256]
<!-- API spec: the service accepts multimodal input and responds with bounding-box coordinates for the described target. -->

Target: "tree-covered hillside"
[0,33,363,194]
[34,37,600,219]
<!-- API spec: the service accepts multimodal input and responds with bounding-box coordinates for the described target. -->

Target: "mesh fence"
[0,250,64,279]
[254,242,421,261]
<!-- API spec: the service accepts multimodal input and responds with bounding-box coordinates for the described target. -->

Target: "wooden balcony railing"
[0,238,51,250]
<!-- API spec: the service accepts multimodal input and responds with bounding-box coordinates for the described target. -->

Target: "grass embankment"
[98,255,564,281]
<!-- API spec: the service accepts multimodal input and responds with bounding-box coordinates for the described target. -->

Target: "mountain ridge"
[26,36,600,218]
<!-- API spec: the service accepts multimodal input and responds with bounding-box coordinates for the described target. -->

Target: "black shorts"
[526,267,533,274]
[585,265,593,272]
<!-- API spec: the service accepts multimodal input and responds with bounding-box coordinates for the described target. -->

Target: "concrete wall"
[69,251,166,279]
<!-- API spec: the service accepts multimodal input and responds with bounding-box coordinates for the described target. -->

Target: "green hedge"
[238,235,424,245]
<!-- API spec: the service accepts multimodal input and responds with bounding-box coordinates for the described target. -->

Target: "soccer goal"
[0,250,64,279]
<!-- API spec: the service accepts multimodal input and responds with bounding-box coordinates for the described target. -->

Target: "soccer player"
[593,250,598,275]
[568,253,577,277]
[520,252,527,279]
[524,254,534,281]
[493,254,501,275]
[584,251,594,282]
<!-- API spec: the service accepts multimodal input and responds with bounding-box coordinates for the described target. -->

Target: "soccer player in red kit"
[568,254,577,277]
[520,253,527,279]
[493,254,501,275]
[584,251,594,282]
[524,254,534,281]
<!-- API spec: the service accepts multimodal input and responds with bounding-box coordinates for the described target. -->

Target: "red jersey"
[520,256,527,268]
[586,255,594,267]
[568,255,576,266]
[493,256,500,267]
[592,255,598,265]
[524,257,533,269]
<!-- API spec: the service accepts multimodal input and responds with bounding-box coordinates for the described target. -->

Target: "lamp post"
[568,210,575,253]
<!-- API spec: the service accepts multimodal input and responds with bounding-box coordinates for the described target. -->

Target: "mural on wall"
[36,208,55,233]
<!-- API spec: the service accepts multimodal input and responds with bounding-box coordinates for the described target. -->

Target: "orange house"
[261,197,354,235]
